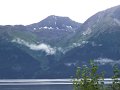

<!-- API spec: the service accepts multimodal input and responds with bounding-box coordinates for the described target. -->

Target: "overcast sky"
[0,0,120,25]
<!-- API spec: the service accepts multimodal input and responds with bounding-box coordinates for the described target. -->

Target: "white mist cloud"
[94,58,120,65]
[29,44,56,55]
[12,38,56,55]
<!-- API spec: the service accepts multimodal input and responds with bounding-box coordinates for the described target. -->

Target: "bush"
[111,65,120,90]
[73,61,120,90]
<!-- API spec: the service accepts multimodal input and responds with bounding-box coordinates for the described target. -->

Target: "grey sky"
[0,0,120,25]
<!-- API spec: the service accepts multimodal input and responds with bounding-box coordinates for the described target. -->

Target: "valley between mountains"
[0,5,120,78]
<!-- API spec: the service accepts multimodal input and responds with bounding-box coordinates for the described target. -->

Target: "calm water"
[0,84,73,90]
[0,79,73,90]
[0,78,118,90]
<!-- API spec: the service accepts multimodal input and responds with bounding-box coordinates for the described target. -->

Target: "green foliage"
[73,60,104,90]
[73,61,120,90]
[111,65,120,90]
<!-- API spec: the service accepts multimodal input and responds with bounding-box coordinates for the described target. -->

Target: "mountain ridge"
[0,5,120,78]
[27,15,81,31]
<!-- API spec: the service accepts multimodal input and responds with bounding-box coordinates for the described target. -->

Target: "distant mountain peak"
[46,15,70,20]
[28,15,81,30]
[46,15,58,19]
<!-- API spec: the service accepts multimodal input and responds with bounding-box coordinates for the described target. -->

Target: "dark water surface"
[0,84,73,90]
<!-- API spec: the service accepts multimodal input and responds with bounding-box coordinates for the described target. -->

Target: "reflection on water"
[0,79,73,90]
[0,78,117,90]
[0,84,73,90]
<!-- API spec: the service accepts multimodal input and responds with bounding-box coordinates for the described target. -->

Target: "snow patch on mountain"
[82,27,92,35]
[66,26,72,29]
[33,28,37,30]
[34,26,54,30]
[12,38,56,55]
[72,43,81,47]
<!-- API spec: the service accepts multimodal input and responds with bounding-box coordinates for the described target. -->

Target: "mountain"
[0,16,81,78]
[27,15,81,30]
[61,5,120,77]
[0,39,41,79]
[0,5,120,78]
[26,15,81,47]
